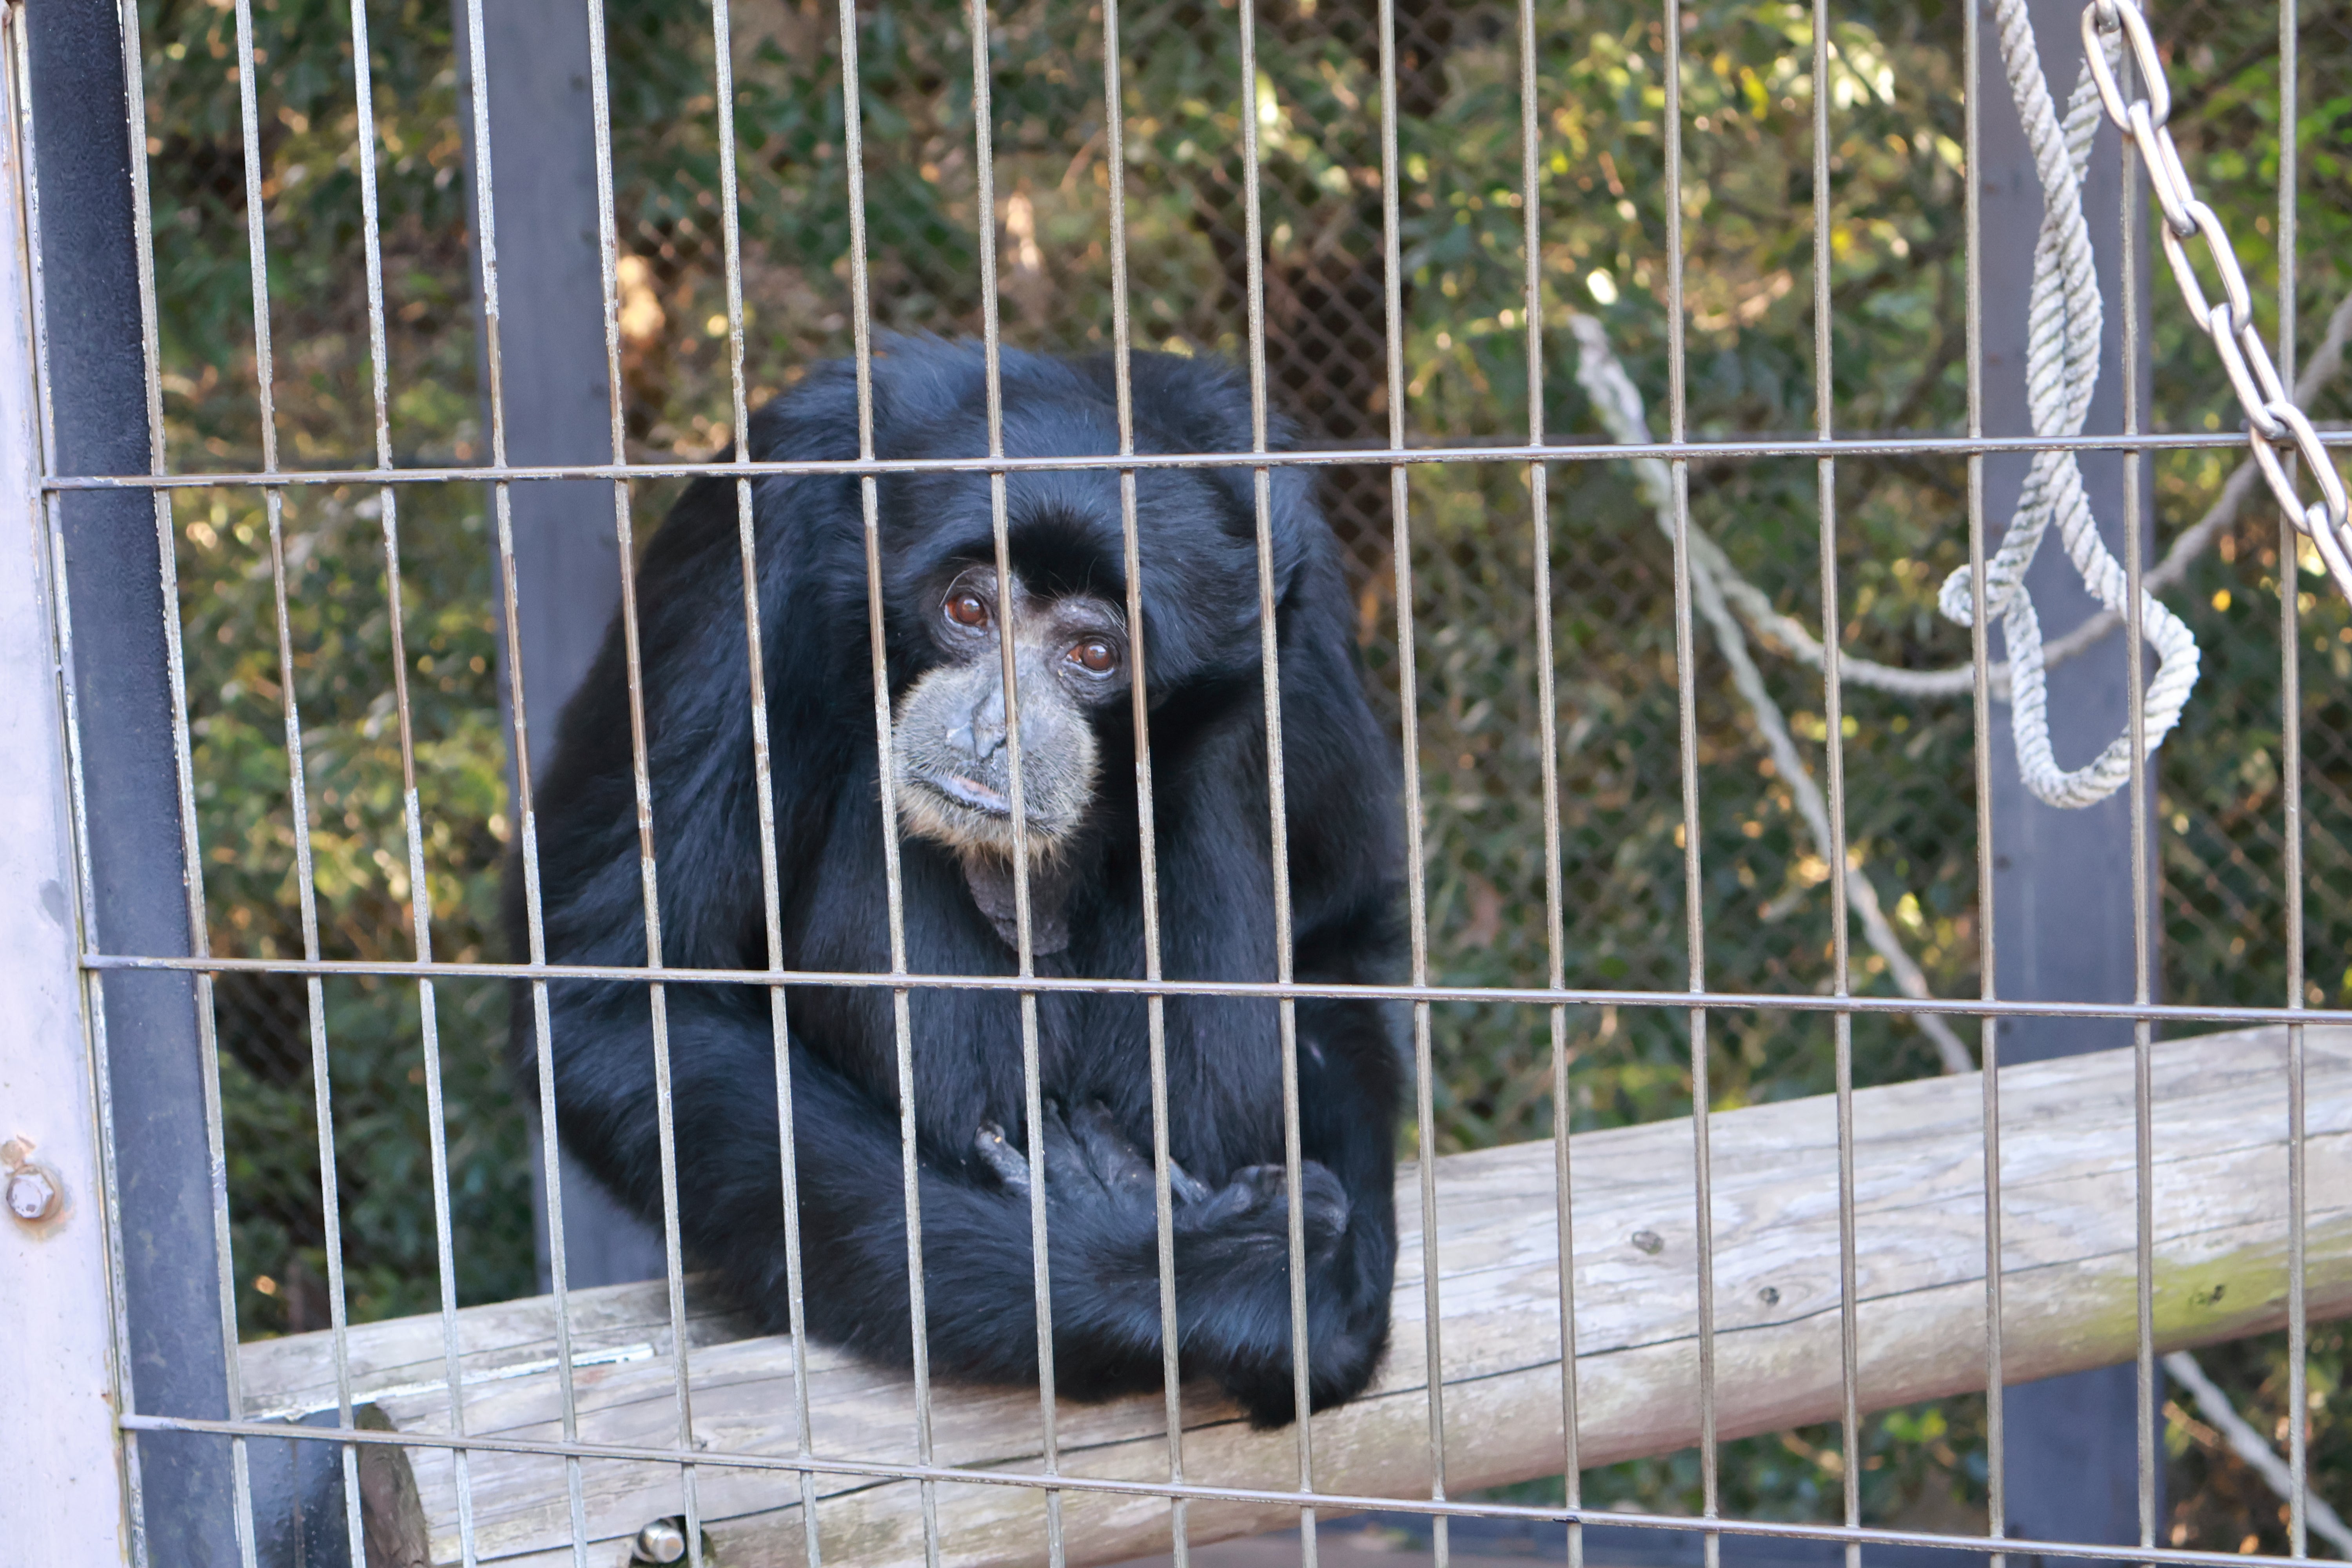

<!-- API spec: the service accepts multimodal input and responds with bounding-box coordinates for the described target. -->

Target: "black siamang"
[513,338,1403,1426]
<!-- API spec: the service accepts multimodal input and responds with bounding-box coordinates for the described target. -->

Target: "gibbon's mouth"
[935,773,1012,816]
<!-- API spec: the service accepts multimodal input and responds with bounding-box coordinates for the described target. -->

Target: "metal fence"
[2,0,2346,1559]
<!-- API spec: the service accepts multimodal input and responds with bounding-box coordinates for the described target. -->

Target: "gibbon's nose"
[945,658,1053,765]
[947,682,1009,762]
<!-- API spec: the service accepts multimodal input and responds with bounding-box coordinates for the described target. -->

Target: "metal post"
[454,0,666,1287]
[20,0,243,1561]
[1978,0,2161,1557]
[0,9,129,1555]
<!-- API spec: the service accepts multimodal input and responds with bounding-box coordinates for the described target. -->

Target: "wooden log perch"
[239,1024,2352,1566]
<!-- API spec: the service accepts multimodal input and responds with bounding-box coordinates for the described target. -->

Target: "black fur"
[510,338,1405,1426]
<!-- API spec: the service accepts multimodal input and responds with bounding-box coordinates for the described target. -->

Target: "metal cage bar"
[74,949,2352,1025]
[1811,1,1865,1562]
[828,1,946,1557]
[2275,0,2312,1556]
[100,1405,2351,1568]
[1962,9,2008,1568]
[39,425,2352,498]
[962,7,1071,1561]
[2122,64,2161,1565]
[1658,15,1725,1568]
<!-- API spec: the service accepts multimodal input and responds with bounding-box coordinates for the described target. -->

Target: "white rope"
[1569,313,1975,1074]
[1930,6,2200,807]
[1664,287,2352,701]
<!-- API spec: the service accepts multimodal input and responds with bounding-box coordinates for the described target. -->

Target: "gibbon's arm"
[533,970,1381,1424]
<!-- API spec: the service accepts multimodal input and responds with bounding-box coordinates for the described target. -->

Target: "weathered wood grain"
[240,1025,2352,1567]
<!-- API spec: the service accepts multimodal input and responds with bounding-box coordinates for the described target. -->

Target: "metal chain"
[2082,0,2352,601]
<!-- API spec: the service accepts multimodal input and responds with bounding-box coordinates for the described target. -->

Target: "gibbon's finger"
[973,1122,1032,1195]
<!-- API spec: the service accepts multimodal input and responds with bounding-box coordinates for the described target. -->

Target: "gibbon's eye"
[946,590,991,629]
[1068,637,1119,675]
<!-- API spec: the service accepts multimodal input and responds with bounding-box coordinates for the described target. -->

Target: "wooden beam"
[240,1024,2352,1566]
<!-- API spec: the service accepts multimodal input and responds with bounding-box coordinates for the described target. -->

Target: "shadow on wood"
[238,1025,2352,1567]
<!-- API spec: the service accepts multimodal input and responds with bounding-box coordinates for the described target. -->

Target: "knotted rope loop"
[1933,0,2201,808]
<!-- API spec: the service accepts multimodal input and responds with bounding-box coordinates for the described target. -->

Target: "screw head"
[631,1519,688,1564]
[1629,1227,1664,1255]
[7,1166,58,1222]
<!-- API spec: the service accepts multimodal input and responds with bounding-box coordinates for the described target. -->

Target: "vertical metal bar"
[1096,4,1189,1562]
[1963,0,2005,1557]
[704,0,824,1559]
[605,421,704,1568]
[572,0,713,1546]
[0,14,128,1550]
[1518,0,1578,1561]
[262,500,372,1568]
[99,4,256,1555]
[959,7,1065,1562]
[1811,0,1860,1558]
[1659,4,1716,1566]
[224,0,368,1555]
[517,733,590,1568]
[455,0,659,1300]
[1372,0,1443,1560]
[454,2,598,1560]
[1232,0,1314,1552]
[831,2,940,1558]
[121,0,266,1539]
[341,5,492,1563]
[24,0,243,1557]
[571,21,704,1546]
[15,35,158,1543]
[2118,103,2156,1564]
[1985,9,2151,1544]
[2275,0,2308,1553]
[44,492,176,1568]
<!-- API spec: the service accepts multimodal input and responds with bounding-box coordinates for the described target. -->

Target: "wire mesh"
[16,0,2352,1560]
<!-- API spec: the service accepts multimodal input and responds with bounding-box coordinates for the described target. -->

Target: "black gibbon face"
[890,563,1130,864]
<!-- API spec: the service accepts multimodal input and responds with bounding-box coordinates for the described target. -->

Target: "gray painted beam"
[1977,0,2164,1558]
[454,0,667,1288]
[24,1,241,1561]
[0,20,131,1554]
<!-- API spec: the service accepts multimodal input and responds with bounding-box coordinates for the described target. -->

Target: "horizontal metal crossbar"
[31,426,2352,494]
[105,1412,2328,1568]
[74,949,2352,1028]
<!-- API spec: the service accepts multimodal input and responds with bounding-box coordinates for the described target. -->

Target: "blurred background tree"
[132,0,2348,1544]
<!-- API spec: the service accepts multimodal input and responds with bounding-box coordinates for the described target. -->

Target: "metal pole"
[1978,0,2161,1557]
[0,8,129,1554]
[453,0,665,1287]
[20,0,244,1561]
